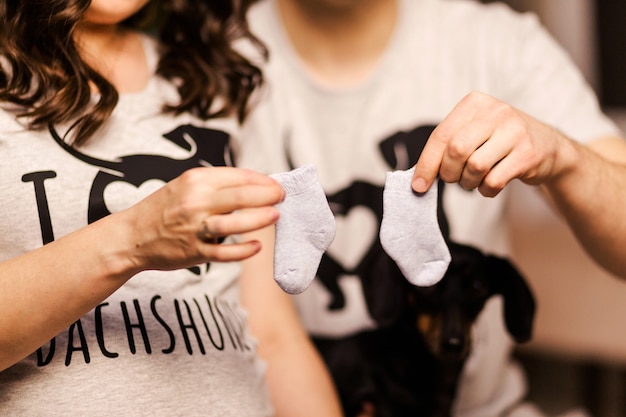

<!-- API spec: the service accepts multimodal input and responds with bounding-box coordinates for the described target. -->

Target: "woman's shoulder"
[0,107,31,135]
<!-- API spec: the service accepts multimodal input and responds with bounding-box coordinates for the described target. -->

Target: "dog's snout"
[437,306,471,359]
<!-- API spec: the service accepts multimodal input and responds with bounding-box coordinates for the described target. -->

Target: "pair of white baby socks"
[270,165,450,294]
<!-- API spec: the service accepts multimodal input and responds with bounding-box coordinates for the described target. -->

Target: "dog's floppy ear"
[487,255,536,343]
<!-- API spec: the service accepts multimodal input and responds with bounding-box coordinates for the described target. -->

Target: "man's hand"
[412,91,574,197]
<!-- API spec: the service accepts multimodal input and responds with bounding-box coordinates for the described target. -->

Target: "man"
[239,0,626,415]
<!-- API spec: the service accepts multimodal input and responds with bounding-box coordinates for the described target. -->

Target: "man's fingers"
[413,92,509,192]
[412,94,482,192]
[458,129,513,190]
[413,137,446,192]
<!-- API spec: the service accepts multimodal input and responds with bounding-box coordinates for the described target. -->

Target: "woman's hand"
[412,91,575,197]
[114,166,285,275]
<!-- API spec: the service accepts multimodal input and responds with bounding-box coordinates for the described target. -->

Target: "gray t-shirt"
[0,36,273,417]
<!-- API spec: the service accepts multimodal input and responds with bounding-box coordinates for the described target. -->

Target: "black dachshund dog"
[412,241,535,417]
[313,180,536,417]
[313,241,535,417]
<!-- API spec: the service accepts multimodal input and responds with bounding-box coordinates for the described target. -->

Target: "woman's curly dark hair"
[0,0,266,145]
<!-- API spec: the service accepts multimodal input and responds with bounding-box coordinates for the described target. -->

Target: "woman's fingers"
[199,206,280,241]
[200,166,282,188]
[121,166,286,272]
[197,239,264,263]
[176,167,285,214]
[204,182,285,215]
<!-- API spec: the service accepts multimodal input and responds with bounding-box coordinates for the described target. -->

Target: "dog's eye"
[470,277,488,296]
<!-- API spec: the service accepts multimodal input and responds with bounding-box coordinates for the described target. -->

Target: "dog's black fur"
[313,182,536,417]
[412,241,535,417]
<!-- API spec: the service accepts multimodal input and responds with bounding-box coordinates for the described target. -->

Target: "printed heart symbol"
[327,205,378,271]
[103,179,166,214]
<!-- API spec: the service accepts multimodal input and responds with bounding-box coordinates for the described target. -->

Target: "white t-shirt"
[239,0,621,416]
[0,36,273,417]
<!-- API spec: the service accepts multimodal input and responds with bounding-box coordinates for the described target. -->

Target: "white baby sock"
[379,168,451,287]
[270,164,336,294]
